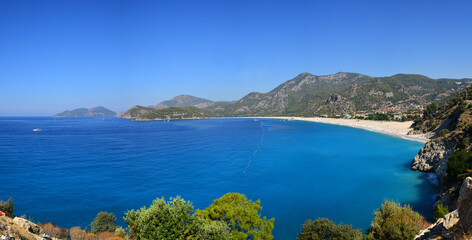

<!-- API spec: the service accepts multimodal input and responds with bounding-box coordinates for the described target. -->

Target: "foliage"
[114,227,126,239]
[297,218,363,240]
[366,113,391,121]
[447,151,471,182]
[438,129,450,137]
[423,102,438,119]
[39,222,68,239]
[365,200,425,240]
[434,204,450,221]
[0,198,14,218]
[139,106,214,120]
[196,192,275,240]
[91,211,117,234]
[124,196,230,240]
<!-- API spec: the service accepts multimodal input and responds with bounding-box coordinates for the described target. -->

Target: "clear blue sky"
[1,0,471,116]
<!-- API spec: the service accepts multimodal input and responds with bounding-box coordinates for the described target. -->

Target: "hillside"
[138,106,214,120]
[154,95,215,109]
[54,106,116,117]
[119,105,155,119]
[409,86,472,239]
[207,72,471,117]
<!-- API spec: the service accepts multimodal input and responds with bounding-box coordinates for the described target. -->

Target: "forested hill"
[207,72,471,117]
[120,72,471,119]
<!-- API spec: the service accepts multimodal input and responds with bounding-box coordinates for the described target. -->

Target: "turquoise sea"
[0,117,436,239]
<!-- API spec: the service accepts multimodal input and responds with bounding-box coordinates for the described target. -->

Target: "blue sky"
[1,0,471,116]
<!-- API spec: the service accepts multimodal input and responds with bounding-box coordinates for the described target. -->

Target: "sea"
[0,117,437,239]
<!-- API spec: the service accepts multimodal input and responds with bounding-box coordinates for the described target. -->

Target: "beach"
[255,117,431,143]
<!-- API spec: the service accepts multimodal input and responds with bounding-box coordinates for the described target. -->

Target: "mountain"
[121,72,471,119]
[54,106,116,117]
[154,95,215,109]
[207,72,471,116]
[119,105,155,119]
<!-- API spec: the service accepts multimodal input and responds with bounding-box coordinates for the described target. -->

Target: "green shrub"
[114,227,126,238]
[0,198,14,218]
[447,151,471,182]
[297,218,363,240]
[365,200,425,240]
[438,129,450,137]
[196,192,275,240]
[91,211,117,234]
[124,196,230,240]
[434,204,449,221]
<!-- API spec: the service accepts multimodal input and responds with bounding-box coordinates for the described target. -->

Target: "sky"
[1,0,472,116]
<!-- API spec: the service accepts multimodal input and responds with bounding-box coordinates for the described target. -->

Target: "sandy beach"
[255,117,431,143]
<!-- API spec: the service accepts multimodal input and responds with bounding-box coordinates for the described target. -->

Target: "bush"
[91,212,117,234]
[365,200,425,240]
[114,227,125,238]
[196,192,275,240]
[438,129,450,137]
[39,222,68,239]
[124,196,230,240]
[434,204,449,221]
[0,198,14,218]
[297,218,363,240]
[447,151,471,182]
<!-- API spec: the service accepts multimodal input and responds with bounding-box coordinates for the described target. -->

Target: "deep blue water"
[0,117,436,239]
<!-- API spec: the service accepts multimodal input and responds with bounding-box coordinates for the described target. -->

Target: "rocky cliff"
[416,177,472,240]
[411,139,455,185]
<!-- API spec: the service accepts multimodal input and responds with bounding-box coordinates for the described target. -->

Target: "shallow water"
[0,117,436,239]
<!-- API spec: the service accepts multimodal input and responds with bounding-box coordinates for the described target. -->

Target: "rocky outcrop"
[457,177,472,229]
[415,210,459,240]
[411,139,455,184]
[13,217,42,235]
[415,177,472,239]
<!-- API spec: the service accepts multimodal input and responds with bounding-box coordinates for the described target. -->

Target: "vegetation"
[365,200,426,240]
[124,196,231,240]
[91,211,117,234]
[297,218,363,240]
[196,192,275,240]
[434,204,450,221]
[446,151,471,182]
[0,198,14,218]
[139,106,215,120]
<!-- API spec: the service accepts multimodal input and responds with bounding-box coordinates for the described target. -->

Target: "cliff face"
[411,139,455,185]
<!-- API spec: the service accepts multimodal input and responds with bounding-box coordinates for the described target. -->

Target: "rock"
[415,210,459,240]
[411,139,455,184]
[12,217,42,235]
[457,177,472,230]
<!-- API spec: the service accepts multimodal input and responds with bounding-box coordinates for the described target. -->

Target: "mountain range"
[119,72,472,119]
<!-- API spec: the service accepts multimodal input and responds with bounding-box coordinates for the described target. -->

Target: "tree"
[297,218,363,240]
[0,198,14,218]
[91,211,117,234]
[124,196,230,240]
[434,204,449,221]
[447,151,471,182]
[365,200,425,240]
[196,192,275,240]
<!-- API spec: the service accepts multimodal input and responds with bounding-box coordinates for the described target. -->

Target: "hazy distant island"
[54,106,116,117]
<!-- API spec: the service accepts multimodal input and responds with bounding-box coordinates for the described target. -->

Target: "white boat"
[33,129,41,132]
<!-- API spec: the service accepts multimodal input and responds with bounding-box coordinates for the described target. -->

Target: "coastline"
[249,117,431,143]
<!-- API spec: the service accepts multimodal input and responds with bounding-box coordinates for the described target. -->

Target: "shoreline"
[248,116,431,143]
